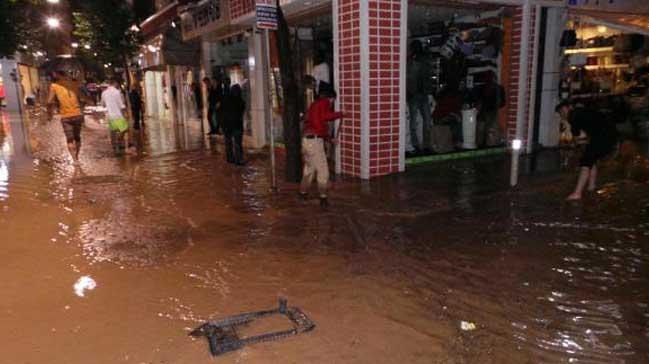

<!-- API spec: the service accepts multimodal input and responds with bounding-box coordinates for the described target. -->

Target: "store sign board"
[180,0,223,40]
[567,0,649,14]
[256,0,278,30]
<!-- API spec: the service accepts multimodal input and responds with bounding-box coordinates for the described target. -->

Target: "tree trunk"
[275,1,302,183]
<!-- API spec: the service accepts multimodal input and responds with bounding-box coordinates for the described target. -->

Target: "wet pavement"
[1,109,649,363]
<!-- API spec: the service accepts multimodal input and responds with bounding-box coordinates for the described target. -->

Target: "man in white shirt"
[101,79,131,155]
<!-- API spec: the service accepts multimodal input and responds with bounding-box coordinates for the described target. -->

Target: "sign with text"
[180,0,223,40]
[256,0,278,30]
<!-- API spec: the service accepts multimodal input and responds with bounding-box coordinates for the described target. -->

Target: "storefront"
[204,35,255,136]
[0,57,41,112]
[157,0,551,179]
[268,8,334,145]
[405,2,508,159]
[140,1,202,122]
[555,10,649,142]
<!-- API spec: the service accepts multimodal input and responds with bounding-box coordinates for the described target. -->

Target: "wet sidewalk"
[1,110,649,363]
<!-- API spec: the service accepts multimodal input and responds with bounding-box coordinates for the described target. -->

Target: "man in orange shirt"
[47,70,86,164]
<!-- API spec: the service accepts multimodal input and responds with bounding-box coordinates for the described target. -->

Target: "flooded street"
[1,110,649,364]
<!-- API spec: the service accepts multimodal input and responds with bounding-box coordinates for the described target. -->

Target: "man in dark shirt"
[203,77,223,135]
[299,88,347,207]
[556,101,618,200]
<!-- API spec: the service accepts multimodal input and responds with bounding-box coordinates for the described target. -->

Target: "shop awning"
[161,26,201,66]
[141,1,179,38]
[569,9,649,36]
[140,26,200,69]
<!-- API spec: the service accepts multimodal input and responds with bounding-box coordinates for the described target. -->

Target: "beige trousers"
[300,137,329,198]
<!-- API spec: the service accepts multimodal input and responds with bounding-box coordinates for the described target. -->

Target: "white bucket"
[461,108,478,149]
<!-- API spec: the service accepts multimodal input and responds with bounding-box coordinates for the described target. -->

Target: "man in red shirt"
[299,88,346,207]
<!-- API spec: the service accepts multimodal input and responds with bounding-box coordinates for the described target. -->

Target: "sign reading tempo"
[181,0,222,40]
[256,0,278,30]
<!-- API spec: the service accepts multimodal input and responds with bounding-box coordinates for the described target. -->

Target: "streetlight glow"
[47,0,60,3]
[71,42,79,48]
[46,17,60,29]
[84,44,91,50]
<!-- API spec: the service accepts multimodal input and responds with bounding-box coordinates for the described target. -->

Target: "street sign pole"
[264,28,277,192]
[256,0,278,192]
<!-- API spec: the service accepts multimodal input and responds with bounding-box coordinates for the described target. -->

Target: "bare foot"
[566,193,582,201]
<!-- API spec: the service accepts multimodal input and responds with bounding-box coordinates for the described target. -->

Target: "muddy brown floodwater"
[1,110,649,364]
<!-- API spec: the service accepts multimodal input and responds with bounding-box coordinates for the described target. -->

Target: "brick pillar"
[504,5,536,150]
[335,0,406,179]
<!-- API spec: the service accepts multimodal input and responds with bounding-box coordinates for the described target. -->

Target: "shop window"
[560,22,649,142]
[266,15,334,144]
[406,3,507,158]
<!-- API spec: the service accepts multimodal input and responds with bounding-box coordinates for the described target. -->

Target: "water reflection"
[73,275,97,297]
[0,160,8,201]
[1,109,649,363]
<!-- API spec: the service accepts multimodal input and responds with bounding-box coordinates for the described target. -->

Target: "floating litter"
[189,298,315,357]
[460,321,477,331]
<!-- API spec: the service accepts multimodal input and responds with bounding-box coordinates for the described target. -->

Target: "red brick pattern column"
[230,0,255,20]
[336,0,362,177]
[504,6,536,149]
[336,0,404,178]
[367,0,402,176]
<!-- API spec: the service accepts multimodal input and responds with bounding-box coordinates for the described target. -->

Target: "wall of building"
[0,59,22,113]
[225,0,547,178]
[366,0,402,176]
[538,7,565,147]
[335,0,362,177]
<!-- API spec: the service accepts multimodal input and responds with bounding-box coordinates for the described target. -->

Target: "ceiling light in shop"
[147,45,157,52]
[71,42,79,48]
[171,21,176,28]
[84,44,91,50]
[597,25,607,33]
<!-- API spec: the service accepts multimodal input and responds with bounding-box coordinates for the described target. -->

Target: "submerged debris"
[189,298,315,356]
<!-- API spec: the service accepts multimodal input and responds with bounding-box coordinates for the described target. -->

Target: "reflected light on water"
[73,276,97,297]
[0,160,8,200]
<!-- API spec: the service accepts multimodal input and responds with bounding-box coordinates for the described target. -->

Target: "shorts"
[108,117,129,133]
[61,116,84,143]
[580,142,615,168]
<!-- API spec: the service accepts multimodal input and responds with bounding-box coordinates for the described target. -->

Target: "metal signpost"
[256,1,278,191]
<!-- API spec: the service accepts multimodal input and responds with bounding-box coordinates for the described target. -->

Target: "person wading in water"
[299,87,347,207]
[47,70,87,164]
